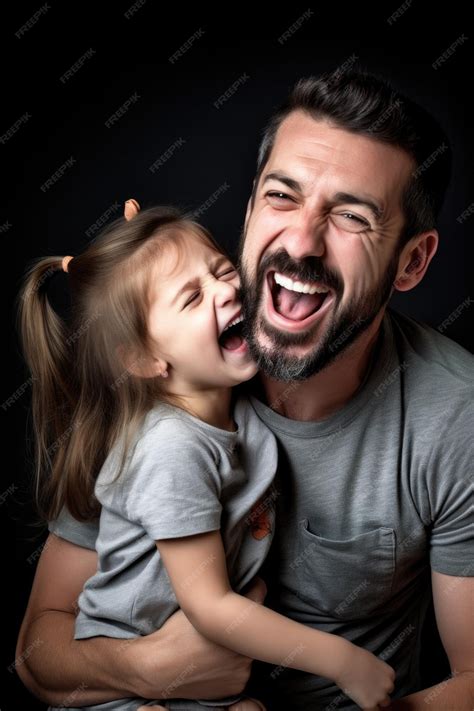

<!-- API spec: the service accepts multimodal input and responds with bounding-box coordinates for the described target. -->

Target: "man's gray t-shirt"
[49,307,473,709]
[69,395,278,642]
[247,306,473,709]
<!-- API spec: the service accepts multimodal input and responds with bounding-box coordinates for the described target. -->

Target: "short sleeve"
[121,419,223,540]
[423,403,474,576]
[48,507,99,550]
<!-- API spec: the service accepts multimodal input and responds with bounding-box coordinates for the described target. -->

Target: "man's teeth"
[273,271,330,294]
[222,314,244,334]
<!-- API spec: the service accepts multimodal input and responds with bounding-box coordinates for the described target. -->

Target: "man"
[16,71,473,710]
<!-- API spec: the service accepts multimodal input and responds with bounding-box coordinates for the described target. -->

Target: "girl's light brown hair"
[16,205,229,522]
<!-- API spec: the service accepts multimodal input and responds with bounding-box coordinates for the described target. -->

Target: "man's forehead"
[268,110,414,197]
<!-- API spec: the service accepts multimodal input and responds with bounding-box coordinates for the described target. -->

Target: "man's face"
[238,111,414,381]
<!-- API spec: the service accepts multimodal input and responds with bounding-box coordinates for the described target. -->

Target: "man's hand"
[131,576,267,702]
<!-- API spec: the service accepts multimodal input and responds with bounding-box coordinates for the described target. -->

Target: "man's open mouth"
[266,270,333,327]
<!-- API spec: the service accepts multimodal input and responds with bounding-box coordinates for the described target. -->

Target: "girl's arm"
[156,530,396,711]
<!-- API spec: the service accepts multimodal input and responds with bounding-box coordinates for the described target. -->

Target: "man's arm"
[16,532,262,706]
[389,570,474,710]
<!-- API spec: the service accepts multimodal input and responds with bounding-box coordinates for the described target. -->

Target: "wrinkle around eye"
[331,212,372,233]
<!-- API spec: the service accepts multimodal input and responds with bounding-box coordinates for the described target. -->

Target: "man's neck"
[253,311,386,422]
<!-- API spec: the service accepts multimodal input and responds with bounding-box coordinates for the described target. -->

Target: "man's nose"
[278,211,326,261]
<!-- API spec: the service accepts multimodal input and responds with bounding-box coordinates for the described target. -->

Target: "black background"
[3,2,472,709]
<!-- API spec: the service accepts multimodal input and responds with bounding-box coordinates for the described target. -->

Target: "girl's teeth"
[223,314,243,333]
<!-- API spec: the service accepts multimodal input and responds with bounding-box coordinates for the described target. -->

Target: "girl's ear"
[116,344,168,379]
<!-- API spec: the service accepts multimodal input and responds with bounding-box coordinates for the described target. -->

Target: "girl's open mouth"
[218,318,248,353]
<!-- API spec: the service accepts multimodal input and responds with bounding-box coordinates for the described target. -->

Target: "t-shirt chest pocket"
[294,518,396,620]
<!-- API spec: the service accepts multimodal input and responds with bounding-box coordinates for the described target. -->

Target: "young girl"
[18,200,395,711]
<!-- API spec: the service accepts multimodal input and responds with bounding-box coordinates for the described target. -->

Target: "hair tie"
[62,255,73,273]
[124,198,141,221]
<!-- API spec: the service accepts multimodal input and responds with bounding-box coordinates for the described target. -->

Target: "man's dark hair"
[252,70,452,249]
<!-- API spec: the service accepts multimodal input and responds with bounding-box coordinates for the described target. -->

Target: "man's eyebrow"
[331,192,384,222]
[262,172,304,193]
[170,254,230,306]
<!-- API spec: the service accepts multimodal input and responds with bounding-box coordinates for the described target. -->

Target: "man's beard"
[238,248,400,383]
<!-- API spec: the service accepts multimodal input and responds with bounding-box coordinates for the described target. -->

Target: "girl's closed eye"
[184,291,200,307]
[183,267,238,308]
[219,268,237,277]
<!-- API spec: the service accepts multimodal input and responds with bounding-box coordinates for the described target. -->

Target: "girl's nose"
[214,275,239,307]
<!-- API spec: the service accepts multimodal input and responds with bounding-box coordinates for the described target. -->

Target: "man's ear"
[116,344,168,379]
[393,229,439,292]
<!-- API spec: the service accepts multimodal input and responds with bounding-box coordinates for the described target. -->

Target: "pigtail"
[16,256,77,518]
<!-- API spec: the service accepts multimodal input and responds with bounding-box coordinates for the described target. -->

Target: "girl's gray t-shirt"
[69,394,278,640]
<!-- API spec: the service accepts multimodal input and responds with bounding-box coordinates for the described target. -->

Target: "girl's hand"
[335,643,395,710]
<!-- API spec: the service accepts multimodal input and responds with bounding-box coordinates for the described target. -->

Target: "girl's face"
[147,233,258,389]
